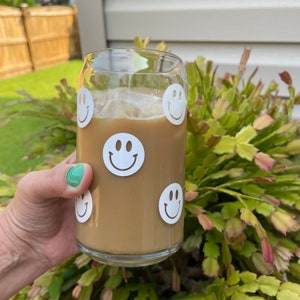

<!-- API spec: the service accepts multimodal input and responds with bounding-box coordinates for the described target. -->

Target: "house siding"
[75,0,300,97]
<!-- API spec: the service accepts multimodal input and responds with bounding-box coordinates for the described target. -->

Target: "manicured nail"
[66,164,84,187]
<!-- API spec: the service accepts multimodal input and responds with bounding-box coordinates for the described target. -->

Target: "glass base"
[77,241,182,267]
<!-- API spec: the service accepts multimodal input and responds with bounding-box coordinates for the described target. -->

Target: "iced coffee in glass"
[75,48,187,267]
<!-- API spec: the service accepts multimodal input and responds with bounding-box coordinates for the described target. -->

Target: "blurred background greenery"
[0,59,82,175]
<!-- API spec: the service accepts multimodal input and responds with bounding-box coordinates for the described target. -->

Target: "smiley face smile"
[78,105,89,123]
[164,200,182,219]
[109,152,138,171]
[168,102,183,121]
[76,199,88,217]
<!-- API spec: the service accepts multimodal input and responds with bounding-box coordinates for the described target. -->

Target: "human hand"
[0,152,93,298]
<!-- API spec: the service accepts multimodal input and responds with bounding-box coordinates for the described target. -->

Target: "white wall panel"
[76,0,300,98]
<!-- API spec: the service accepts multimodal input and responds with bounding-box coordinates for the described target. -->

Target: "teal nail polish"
[66,164,84,187]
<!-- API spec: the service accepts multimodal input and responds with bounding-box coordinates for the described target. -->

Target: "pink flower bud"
[102,289,113,300]
[262,238,274,264]
[185,190,199,201]
[270,211,299,235]
[253,114,274,130]
[28,286,41,298]
[197,212,214,230]
[254,152,275,171]
[72,285,82,299]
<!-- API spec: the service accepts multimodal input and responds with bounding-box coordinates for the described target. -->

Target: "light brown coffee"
[76,88,186,255]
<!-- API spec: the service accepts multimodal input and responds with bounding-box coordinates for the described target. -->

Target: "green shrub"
[2,38,300,299]
[0,0,34,7]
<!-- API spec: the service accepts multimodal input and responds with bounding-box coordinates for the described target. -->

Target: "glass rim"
[83,47,185,75]
[84,47,184,62]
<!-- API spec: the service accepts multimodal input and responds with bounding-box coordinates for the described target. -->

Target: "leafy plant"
[2,38,300,299]
[0,78,77,164]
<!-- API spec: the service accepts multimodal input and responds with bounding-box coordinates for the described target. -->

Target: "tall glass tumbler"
[75,48,187,267]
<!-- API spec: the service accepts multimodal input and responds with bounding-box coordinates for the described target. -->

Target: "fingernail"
[66,164,84,187]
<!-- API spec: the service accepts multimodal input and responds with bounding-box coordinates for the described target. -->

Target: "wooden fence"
[0,5,81,79]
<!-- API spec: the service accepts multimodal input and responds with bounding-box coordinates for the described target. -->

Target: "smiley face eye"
[79,94,86,105]
[126,141,132,152]
[115,140,133,152]
[116,140,122,151]
[169,189,179,201]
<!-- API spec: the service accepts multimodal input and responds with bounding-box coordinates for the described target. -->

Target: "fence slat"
[0,5,81,79]
[0,5,32,78]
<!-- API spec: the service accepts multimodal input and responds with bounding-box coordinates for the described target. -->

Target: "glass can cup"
[75,48,187,267]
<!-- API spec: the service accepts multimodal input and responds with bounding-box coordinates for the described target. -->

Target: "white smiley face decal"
[158,183,183,224]
[77,87,94,128]
[75,190,93,223]
[162,83,187,125]
[103,133,145,176]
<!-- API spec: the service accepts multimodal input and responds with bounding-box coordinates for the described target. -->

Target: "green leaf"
[195,56,205,69]
[78,285,93,300]
[213,135,235,154]
[112,287,130,300]
[78,265,105,286]
[212,98,230,120]
[182,231,203,252]
[222,202,242,219]
[290,263,300,280]
[277,289,300,300]
[236,142,258,161]
[256,275,280,288]
[221,241,232,266]
[232,291,248,300]
[221,111,239,129]
[202,257,220,277]
[48,276,63,300]
[241,184,264,197]
[280,282,300,295]
[222,88,237,103]
[208,212,225,232]
[236,125,257,144]
[259,283,278,296]
[240,208,258,227]
[255,202,274,216]
[226,271,241,286]
[239,241,257,258]
[203,241,220,258]
[105,273,123,289]
[238,282,259,293]
[240,271,257,283]
[286,139,300,155]
[210,170,230,179]
[224,217,245,238]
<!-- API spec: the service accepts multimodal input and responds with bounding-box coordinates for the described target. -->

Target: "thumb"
[17,163,93,202]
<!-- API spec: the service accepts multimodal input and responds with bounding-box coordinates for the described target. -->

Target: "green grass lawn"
[0,59,83,175]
